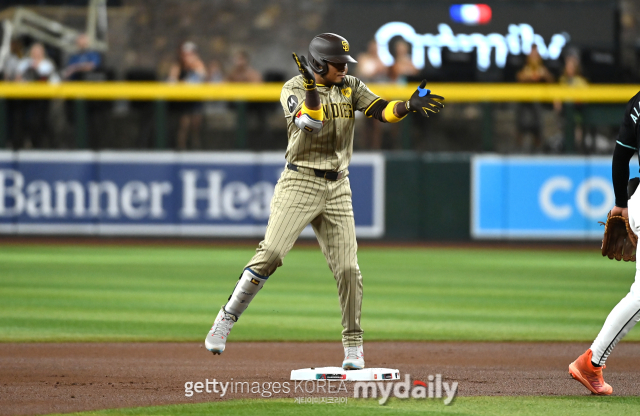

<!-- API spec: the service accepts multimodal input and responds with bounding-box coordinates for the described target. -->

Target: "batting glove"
[405,80,445,118]
[292,52,317,91]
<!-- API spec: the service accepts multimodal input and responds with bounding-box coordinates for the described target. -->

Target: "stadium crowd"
[0,32,624,154]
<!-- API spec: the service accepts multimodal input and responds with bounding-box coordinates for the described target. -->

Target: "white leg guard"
[590,278,640,366]
[224,268,268,318]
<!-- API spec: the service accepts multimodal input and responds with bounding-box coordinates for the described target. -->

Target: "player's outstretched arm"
[376,80,445,123]
[611,142,635,216]
[601,142,637,261]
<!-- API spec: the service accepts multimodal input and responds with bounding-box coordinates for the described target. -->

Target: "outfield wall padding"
[385,152,471,241]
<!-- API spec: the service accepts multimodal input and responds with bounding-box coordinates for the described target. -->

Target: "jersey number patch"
[287,95,299,113]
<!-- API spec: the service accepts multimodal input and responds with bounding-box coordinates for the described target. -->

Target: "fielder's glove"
[292,52,316,91]
[600,212,638,262]
[405,79,445,118]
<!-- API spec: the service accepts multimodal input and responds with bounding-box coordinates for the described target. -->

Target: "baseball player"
[204,33,444,369]
[569,91,640,395]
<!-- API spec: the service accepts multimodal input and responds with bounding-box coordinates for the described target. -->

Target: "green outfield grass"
[51,396,640,416]
[0,244,637,342]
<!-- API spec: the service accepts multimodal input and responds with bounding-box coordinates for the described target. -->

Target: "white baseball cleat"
[342,345,365,370]
[205,307,237,355]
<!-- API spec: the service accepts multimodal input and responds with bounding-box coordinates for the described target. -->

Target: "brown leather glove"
[601,213,638,262]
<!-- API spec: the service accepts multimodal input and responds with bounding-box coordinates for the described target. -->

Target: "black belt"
[286,163,345,181]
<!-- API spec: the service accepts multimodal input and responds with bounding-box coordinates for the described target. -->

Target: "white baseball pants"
[590,191,640,365]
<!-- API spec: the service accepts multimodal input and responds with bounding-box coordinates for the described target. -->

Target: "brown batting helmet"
[308,33,357,75]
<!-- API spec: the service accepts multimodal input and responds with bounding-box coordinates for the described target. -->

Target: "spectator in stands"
[62,33,104,148]
[3,38,25,149]
[15,43,58,83]
[387,40,418,149]
[356,40,390,83]
[516,45,554,84]
[168,41,207,149]
[356,39,390,149]
[553,53,589,151]
[390,40,418,84]
[2,38,24,81]
[15,42,59,149]
[206,59,226,115]
[515,45,554,152]
[226,51,263,148]
[208,59,225,83]
[559,54,588,87]
[62,33,102,80]
[226,51,262,83]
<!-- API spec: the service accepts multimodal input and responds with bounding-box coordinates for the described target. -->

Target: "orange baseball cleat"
[568,349,613,395]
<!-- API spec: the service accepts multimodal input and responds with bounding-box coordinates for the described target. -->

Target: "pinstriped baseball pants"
[245,167,363,347]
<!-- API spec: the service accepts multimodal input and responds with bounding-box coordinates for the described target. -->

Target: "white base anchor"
[290,367,400,381]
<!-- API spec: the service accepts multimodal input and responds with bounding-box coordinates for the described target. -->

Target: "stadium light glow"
[450,4,492,25]
[375,22,568,71]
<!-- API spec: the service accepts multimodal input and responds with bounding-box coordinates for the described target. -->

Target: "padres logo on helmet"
[308,33,357,75]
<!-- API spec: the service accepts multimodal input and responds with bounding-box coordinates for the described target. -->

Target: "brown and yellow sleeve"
[352,77,407,123]
[351,76,380,113]
[280,77,306,120]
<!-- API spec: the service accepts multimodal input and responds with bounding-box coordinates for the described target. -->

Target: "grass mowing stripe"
[1,245,638,342]
[47,396,640,416]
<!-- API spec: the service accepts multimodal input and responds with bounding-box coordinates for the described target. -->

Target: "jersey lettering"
[632,104,640,124]
[331,103,341,118]
[341,103,353,118]
[322,103,354,120]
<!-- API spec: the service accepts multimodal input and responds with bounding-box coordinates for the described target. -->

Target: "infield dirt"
[2,341,640,415]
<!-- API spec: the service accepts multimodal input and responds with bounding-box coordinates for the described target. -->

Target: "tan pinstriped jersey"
[280,75,380,171]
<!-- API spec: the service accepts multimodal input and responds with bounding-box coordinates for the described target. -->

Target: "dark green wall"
[385,152,471,241]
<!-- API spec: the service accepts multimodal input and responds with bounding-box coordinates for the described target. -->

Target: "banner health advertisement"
[472,155,638,240]
[0,152,384,237]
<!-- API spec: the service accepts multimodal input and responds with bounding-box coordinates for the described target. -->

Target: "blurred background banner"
[331,0,617,81]
[0,151,385,237]
[471,155,636,239]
